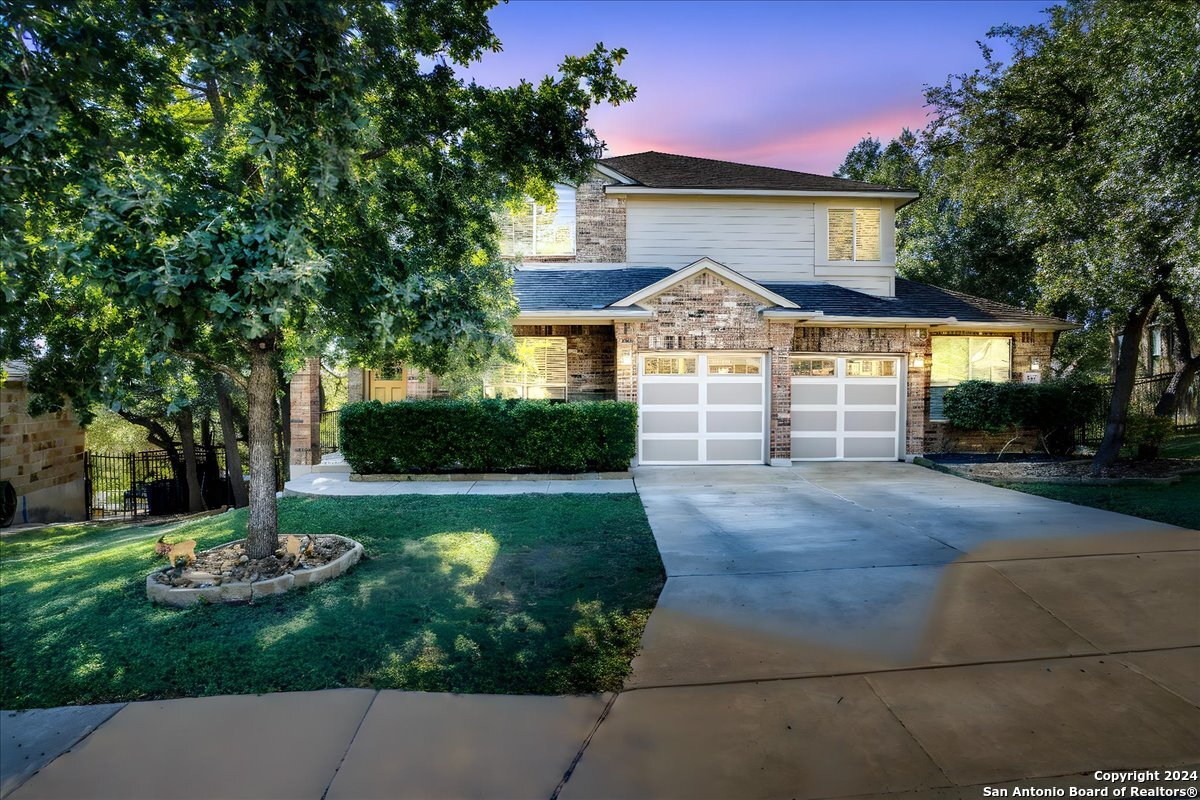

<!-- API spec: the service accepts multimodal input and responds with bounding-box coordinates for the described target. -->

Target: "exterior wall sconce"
[911,355,926,369]
[620,353,633,366]
[1030,358,1041,371]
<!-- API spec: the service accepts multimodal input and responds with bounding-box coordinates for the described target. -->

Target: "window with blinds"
[828,208,881,262]
[485,337,569,400]
[496,185,576,258]
[929,336,1013,420]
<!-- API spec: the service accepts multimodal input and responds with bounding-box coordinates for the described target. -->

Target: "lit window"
[485,337,568,400]
[929,336,1012,420]
[496,184,576,257]
[828,208,881,262]
[845,359,896,377]
[643,356,696,376]
[790,358,836,377]
[708,357,761,375]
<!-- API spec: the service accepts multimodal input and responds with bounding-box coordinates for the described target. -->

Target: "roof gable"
[611,258,800,309]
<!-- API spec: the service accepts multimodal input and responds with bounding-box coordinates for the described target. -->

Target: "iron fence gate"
[1081,373,1199,445]
[83,446,285,520]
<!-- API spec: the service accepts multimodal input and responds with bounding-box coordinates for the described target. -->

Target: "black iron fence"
[320,409,340,455]
[84,445,284,521]
[1081,373,1199,445]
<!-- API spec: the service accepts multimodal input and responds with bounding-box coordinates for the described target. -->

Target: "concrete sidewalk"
[285,471,635,496]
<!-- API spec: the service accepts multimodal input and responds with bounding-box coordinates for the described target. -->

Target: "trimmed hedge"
[339,399,638,474]
[942,379,1106,455]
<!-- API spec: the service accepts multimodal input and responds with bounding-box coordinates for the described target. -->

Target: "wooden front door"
[367,368,407,403]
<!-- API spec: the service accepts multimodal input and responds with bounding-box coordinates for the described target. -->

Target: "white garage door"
[791,355,902,461]
[639,353,766,465]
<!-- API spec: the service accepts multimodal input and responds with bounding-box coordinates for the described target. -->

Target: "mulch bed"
[153,535,353,588]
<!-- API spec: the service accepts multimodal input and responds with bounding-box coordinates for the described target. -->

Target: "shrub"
[339,399,638,474]
[1124,413,1175,459]
[942,378,1106,455]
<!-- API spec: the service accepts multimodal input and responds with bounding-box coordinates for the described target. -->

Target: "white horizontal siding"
[625,198,816,282]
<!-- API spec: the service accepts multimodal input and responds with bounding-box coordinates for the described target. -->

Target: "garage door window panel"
[791,354,901,461]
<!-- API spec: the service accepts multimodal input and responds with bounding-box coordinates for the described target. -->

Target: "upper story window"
[828,208,881,262]
[496,184,576,258]
[929,336,1012,420]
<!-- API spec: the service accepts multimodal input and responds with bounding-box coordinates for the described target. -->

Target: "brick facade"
[512,324,617,400]
[573,174,626,263]
[288,358,322,467]
[1,378,85,522]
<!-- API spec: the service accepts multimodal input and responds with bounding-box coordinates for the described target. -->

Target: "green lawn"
[1161,432,1200,459]
[1009,474,1200,531]
[0,494,665,709]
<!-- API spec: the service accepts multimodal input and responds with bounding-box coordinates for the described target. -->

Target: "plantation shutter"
[487,336,568,399]
[828,209,855,261]
[854,209,881,261]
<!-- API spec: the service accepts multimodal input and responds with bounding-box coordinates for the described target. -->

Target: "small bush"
[339,399,638,474]
[942,378,1106,455]
[1124,413,1175,459]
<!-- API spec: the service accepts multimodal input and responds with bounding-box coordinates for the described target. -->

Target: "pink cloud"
[595,104,929,175]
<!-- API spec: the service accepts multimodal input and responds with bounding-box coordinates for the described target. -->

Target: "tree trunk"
[245,341,279,559]
[177,408,204,513]
[1092,292,1159,474]
[216,373,249,509]
[1153,293,1199,419]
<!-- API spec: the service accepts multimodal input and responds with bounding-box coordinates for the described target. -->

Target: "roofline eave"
[604,186,921,200]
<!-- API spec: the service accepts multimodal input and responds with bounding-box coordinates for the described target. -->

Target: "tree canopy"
[2,0,635,553]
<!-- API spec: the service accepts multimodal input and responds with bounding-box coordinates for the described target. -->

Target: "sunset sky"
[468,0,1051,174]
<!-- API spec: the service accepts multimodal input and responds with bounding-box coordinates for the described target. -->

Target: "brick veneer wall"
[573,174,626,263]
[1,379,85,522]
[288,358,322,466]
[511,324,617,399]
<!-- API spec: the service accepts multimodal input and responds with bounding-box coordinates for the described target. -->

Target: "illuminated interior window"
[484,337,568,400]
[496,184,576,257]
[828,208,881,262]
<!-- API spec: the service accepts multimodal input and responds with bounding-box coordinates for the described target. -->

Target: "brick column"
[289,357,322,468]
[767,321,794,465]
[905,330,932,457]
[615,323,639,403]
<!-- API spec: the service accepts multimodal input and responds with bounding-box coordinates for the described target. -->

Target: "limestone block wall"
[1,379,85,523]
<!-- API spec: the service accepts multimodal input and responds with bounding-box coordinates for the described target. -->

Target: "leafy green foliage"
[0,494,665,707]
[943,379,1106,454]
[1123,414,1175,453]
[339,399,638,473]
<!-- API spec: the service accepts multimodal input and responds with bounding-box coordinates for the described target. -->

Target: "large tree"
[926,0,1200,472]
[835,129,1039,309]
[3,1,633,556]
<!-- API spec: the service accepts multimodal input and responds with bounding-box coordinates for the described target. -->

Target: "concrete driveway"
[562,463,1200,799]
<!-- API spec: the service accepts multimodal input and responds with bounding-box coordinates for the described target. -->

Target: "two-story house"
[335,151,1071,467]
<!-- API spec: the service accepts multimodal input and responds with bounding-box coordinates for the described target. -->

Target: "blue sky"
[467,0,1052,173]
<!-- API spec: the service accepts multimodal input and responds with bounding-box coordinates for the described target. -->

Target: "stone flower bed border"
[146,534,363,608]
[913,457,1200,486]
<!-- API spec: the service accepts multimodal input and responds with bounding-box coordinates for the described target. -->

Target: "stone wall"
[512,324,617,400]
[1,379,85,522]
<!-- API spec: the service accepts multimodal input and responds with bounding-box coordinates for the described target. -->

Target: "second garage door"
[791,355,902,461]
[639,353,766,465]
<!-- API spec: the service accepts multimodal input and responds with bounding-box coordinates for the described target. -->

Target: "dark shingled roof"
[762,279,1066,326]
[513,267,672,311]
[598,151,915,194]
[513,267,1065,327]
